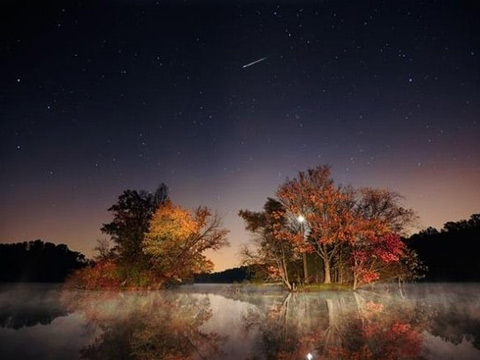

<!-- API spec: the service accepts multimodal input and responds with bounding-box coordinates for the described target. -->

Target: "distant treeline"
[408,214,480,282]
[0,240,88,282]
[194,266,253,283]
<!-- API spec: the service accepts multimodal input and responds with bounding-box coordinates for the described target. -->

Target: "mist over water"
[0,283,479,359]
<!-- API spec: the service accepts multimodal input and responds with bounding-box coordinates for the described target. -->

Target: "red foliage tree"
[272,165,418,288]
[275,166,354,284]
[351,233,406,289]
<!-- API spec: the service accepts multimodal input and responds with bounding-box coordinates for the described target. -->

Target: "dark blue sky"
[1,0,479,269]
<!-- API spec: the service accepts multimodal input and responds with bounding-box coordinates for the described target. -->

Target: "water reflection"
[0,284,69,329]
[0,283,479,359]
[242,291,425,359]
[60,290,225,359]
[238,284,480,360]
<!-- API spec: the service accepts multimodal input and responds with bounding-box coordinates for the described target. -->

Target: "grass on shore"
[298,283,352,292]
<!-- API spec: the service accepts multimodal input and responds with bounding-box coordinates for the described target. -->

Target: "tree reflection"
[425,284,480,350]
[242,288,435,359]
[2,284,479,359]
[0,285,69,329]
[242,293,331,359]
[61,290,224,360]
[333,291,426,359]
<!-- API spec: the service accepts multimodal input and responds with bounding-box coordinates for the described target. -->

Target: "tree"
[408,213,480,281]
[350,233,406,289]
[142,201,229,286]
[353,188,417,236]
[273,165,419,288]
[101,183,168,263]
[93,238,115,261]
[443,213,480,233]
[239,198,301,291]
[0,240,88,282]
[347,189,419,289]
[275,166,353,284]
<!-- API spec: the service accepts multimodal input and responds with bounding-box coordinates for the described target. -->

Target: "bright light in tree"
[297,215,305,223]
[306,353,313,360]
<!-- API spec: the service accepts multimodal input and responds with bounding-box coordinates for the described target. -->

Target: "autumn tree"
[70,183,229,289]
[273,165,419,288]
[275,166,354,284]
[239,198,301,291]
[71,183,168,288]
[101,183,168,264]
[350,233,407,289]
[348,188,419,289]
[142,201,229,286]
[353,188,417,236]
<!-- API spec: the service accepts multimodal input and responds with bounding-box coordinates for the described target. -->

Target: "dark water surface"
[0,283,479,359]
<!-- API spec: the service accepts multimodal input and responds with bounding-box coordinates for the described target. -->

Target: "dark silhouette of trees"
[101,183,168,264]
[93,238,115,261]
[0,240,88,282]
[408,214,480,281]
[194,266,253,283]
[95,183,169,285]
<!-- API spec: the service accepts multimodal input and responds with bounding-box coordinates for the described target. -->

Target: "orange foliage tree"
[67,258,123,289]
[69,197,229,289]
[142,201,229,286]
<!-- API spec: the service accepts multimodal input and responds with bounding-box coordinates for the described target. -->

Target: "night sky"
[2,0,479,270]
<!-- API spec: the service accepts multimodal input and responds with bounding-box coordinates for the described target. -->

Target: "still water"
[0,283,479,359]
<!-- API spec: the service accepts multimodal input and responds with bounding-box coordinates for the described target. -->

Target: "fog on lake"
[0,283,479,359]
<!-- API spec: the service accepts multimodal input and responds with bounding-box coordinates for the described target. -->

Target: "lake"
[1,283,479,359]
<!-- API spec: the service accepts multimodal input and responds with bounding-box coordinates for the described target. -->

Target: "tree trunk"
[303,252,309,284]
[281,249,293,291]
[323,298,343,350]
[324,259,331,284]
[282,279,293,291]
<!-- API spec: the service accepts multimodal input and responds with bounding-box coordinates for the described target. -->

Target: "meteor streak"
[242,57,268,68]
